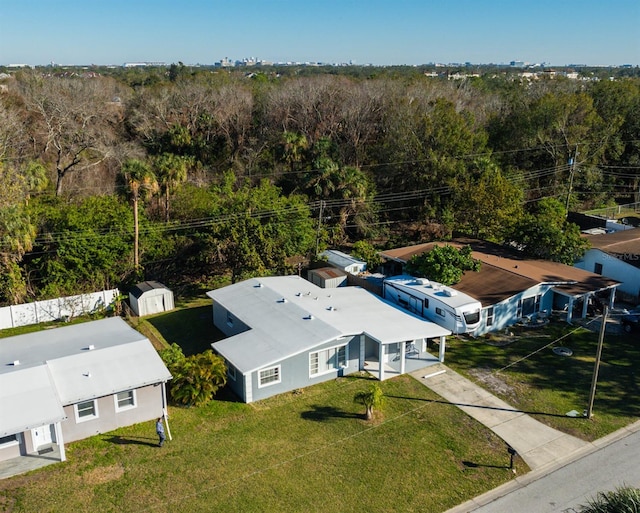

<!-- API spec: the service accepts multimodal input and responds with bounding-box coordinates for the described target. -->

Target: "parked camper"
[383,275,481,334]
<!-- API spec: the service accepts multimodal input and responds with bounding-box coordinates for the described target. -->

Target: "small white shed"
[129,281,175,317]
[308,267,348,288]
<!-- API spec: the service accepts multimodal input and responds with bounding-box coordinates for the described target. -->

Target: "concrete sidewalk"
[408,364,640,513]
[409,365,589,470]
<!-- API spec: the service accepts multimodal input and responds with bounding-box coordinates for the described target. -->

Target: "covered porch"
[363,336,447,381]
[0,442,63,479]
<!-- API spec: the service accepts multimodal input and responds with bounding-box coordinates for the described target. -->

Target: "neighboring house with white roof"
[207,275,450,403]
[0,317,172,470]
[320,249,367,275]
[576,229,640,303]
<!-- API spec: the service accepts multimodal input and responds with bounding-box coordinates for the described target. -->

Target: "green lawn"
[444,320,640,441]
[0,375,522,513]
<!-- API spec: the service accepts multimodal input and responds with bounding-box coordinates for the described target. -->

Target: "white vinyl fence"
[0,289,120,330]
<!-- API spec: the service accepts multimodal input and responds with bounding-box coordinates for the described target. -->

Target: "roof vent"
[327,306,335,311]
[278,298,288,303]
[85,344,95,351]
[443,288,458,297]
[12,360,20,366]
[296,292,302,297]
[255,282,263,288]
[83,372,92,378]
[305,314,314,320]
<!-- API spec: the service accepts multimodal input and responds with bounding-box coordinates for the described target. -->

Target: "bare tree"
[18,74,122,195]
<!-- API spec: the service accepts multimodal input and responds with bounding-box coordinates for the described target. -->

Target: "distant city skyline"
[1,0,638,67]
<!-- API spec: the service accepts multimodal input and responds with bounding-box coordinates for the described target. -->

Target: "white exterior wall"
[577,249,640,300]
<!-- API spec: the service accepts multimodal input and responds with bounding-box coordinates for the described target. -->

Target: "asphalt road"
[470,428,640,513]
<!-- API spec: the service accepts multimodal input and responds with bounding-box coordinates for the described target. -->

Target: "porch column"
[54,422,66,462]
[378,342,384,381]
[359,335,365,371]
[581,294,590,318]
[608,288,616,308]
[399,342,406,375]
[438,336,446,363]
[567,297,574,324]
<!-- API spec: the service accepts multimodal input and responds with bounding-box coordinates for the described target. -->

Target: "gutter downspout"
[161,381,172,441]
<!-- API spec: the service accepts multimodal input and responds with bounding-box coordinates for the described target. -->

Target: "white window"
[0,434,19,447]
[114,390,136,412]
[486,307,494,326]
[75,399,99,423]
[258,366,281,387]
[435,307,445,317]
[309,344,347,377]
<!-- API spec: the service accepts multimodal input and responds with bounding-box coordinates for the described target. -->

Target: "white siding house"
[0,317,171,473]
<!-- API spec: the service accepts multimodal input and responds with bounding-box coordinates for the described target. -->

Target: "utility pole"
[565,145,579,215]
[315,200,324,257]
[586,305,608,419]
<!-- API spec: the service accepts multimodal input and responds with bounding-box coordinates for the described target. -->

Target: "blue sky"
[1,0,638,66]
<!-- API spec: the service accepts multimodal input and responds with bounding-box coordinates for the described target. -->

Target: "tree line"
[0,67,638,305]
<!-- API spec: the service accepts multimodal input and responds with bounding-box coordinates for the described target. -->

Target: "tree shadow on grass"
[384,394,574,419]
[104,435,158,448]
[301,405,362,422]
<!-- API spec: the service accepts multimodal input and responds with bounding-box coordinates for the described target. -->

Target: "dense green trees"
[0,68,637,304]
[405,244,481,285]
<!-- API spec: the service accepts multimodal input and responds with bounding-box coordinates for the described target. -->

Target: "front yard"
[445,319,640,441]
[0,374,521,513]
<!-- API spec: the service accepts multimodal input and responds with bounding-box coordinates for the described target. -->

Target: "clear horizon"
[1,0,638,68]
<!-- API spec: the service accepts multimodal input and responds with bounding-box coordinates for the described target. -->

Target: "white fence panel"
[0,288,120,330]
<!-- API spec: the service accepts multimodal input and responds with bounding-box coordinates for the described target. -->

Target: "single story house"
[576,229,640,303]
[380,239,619,335]
[0,317,172,470]
[207,275,450,403]
[129,281,175,317]
[320,249,367,275]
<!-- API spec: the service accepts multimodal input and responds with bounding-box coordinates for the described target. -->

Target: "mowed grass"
[445,320,640,441]
[0,375,521,513]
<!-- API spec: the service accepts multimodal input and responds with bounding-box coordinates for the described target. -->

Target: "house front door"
[31,424,53,449]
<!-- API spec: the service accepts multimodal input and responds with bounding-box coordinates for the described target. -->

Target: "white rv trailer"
[383,275,481,334]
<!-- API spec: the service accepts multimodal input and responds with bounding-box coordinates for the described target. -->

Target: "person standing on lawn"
[156,417,166,447]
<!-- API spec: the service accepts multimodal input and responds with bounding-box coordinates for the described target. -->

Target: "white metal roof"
[0,366,66,437]
[0,317,171,435]
[320,250,366,270]
[208,275,450,374]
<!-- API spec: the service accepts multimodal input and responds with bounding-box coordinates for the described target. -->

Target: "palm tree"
[578,486,640,512]
[153,153,189,222]
[120,159,158,270]
[282,131,308,172]
[168,350,227,407]
[354,383,385,421]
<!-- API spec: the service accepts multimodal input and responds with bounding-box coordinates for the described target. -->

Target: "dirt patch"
[81,464,124,485]
[468,368,517,401]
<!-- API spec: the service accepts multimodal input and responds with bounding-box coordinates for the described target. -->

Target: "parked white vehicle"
[383,275,481,334]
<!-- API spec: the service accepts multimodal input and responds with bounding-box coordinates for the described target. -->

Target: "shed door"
[31,424,52,449]
[149,294,165,314]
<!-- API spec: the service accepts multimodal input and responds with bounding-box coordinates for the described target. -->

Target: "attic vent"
[12,360,20,366]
